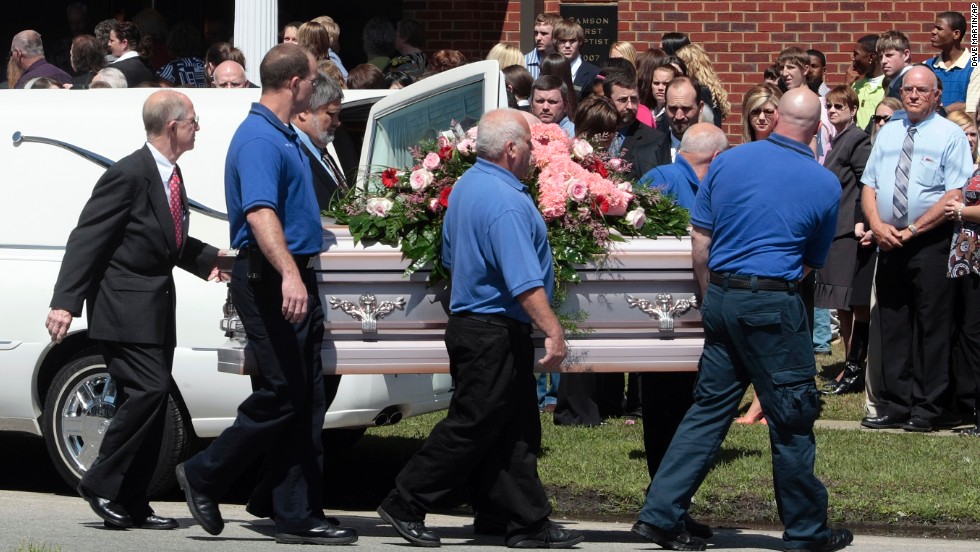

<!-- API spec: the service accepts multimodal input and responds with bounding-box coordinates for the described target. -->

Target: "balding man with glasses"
[860,65,973,433]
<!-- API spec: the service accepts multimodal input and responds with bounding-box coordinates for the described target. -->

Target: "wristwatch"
[907,224,918,237]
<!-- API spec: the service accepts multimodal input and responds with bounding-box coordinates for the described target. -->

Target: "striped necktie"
[322,151,349,192]
[892,125,917,225]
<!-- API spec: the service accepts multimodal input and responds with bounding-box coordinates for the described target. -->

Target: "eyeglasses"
[872,114,891,124]
[303,77,320,88]
[825,103,848,111]
[174,115,200,126]
[901,86,934,96]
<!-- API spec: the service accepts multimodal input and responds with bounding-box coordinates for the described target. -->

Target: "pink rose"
[571,139,593,160]
[617,181,633,193]
[422,152,441,170]
[410,169,433,191]
[466,126,478,139]
[607,158,625,172]
[365,197,394,217]
[625,207,646,229]
[456,138,476,155]
[566,180,589,201]
[438,135,451,149]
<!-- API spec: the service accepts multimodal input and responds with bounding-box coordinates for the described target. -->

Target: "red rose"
[592,159,608,178]
[438,145,454,161]
[381,168,400,188]
[439,186,453,207]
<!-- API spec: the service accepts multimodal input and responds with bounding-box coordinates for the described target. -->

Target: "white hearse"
[0,61,702,495]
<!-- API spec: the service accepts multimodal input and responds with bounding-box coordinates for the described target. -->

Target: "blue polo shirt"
[691,133,840,281]
[862,110,973,227]
[442,158,554,323]
[225,103,323,256]
[638,154,699,209]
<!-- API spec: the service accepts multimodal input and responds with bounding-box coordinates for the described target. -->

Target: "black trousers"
[874,224,954,421]
[639,371,697,481]
[182,259,326,533]
[953,275,980,423]
[82,340,173,519]
[381,315,552,544]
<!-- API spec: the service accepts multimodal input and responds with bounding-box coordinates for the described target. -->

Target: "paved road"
[1,489,977,552]
[2,433,977,551]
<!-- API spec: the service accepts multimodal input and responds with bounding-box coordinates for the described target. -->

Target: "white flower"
[571,139,593,160]
[410,169,433,191]
[617,181,633,193]
[625,207,646,229]
[365,197,394,217]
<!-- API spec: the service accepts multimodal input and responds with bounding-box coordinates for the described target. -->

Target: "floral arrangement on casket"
[328,122,689,308]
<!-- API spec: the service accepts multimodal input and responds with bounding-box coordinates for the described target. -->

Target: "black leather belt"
[709,272,796,291]
[452,311,533,334]
[237,246,316,269]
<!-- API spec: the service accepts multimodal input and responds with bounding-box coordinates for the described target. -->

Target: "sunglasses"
[872,114,891,124]
[825,103,848,111]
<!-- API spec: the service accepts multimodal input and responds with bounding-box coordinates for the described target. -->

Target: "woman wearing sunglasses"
[816,85,873,395]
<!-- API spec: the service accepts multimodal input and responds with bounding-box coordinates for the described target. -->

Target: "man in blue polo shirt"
[175,44,357,546]
[639,122,727,210]
[632,88,853,552]
[377,109,584,549]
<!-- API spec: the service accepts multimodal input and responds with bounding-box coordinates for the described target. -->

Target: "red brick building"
[404,1,971,140]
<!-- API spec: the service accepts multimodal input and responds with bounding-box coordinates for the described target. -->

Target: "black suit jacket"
[110,56,156,87]
[299,141,342,211]
[51,146,218,345]
[621,120,671,181]
[822,124,872,237]
[573,60,601,100]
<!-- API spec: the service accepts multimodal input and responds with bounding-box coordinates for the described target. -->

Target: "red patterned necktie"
[168,167,183,248]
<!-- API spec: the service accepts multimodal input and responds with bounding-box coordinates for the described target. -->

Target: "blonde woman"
[947,109,979,171]
[740,83,782,143]
[609,41,638,67]
[486,43,525,69]
[675,43,731,125]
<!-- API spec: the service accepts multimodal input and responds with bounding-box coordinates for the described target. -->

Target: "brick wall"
[406,1,971,141]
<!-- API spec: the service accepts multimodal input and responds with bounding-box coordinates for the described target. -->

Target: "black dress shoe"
[507,523,585,548]
[175,463,224,535]
[77,484,133,528]
[136,513,179,530]
[785,528,853,551]
[275,522,358,545]
[631,520,706,551]
[860,414,908,429]
[683,513,713,539]
[900,417,932,433]
[377,505,441,547]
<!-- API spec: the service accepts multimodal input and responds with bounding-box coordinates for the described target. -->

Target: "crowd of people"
[23,3,980,551]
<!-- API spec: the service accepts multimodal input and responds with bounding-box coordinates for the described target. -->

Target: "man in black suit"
[553,19,599,100]
[604,70,671,180]
[46,90,223,529]
[291,71,347,211]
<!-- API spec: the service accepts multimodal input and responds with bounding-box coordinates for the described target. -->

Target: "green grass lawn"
[336,343,980,535]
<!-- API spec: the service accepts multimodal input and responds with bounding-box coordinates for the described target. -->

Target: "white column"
[233,0,277,85]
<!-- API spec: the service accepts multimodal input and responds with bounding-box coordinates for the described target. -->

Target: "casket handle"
[329,293,406,333]
[626,293,698,333]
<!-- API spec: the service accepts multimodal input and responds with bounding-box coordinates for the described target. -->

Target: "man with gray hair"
[46,90,222,530]
[211,60,249,88]
[378,109,585,549]
[90,66,127,88]
[291,71,346,210]
[10,30,71,88]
